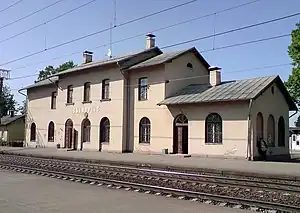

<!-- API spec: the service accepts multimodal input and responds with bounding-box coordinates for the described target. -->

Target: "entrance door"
[65,119,74,149]
[173,114,188,154]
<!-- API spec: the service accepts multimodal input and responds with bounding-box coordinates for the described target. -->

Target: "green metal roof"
[158,75,297,111]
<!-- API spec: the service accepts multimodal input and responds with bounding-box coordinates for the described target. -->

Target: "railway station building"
[21,34,297,160]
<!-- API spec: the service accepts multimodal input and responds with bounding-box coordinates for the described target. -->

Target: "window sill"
[139,142,150,145]
[48,140,54,142]
[138,99,148,102]
[100,98,111,102]
[50,108,56,110]
[65,102,75,106]
[82,101,92,104]
[30,140,36,142]
[205,142,223,145]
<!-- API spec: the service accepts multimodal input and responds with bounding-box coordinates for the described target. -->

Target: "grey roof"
[21,76,59,90]
[0,115,25,126]
[128,47,210,70]
[158,75,297,111]
[54,46,162,76]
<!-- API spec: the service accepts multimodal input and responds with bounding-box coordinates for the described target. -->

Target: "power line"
[1,6,298,67]
[0,0,24,13]
[0,0,65,31]
[6,32,291,81]
[8,0,262,72]
[0,0,97,44]
[161,11,300,49]
[0,0,200,66]
[8,62,292,92]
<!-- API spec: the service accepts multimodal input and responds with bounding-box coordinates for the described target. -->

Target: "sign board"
[72,106,100,114]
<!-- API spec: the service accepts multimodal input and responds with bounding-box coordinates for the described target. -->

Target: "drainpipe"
[18,89,27,148]
[247,99,254,161]
[118,62,130,152]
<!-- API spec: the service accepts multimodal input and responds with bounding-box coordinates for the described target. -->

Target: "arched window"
[205,113,222,144]
[48,121,55,142]
[81,119,91,142]
[267,114,275,147]
[139,117,151,143]
[256,112,264,141]
[278,116,285,147]
[187,63,193,69]
[30,123,36,142]
[100,117,110,143]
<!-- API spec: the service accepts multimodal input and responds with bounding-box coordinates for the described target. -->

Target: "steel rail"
[0,163,299,213]
[1,155,299,193]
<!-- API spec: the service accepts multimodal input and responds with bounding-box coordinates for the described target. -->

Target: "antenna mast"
[108,0,116,58]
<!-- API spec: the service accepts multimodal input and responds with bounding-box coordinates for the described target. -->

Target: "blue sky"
[0,0,299,125]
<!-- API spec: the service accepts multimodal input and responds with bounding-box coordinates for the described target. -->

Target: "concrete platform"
[1,147,300,179]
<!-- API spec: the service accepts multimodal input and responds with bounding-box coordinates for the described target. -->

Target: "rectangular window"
[138,77,148,101]
[293,135,296,141]
[101,79,110,100]
[67,85,73,104]
[51,91,57,109]
[83,82,91,102]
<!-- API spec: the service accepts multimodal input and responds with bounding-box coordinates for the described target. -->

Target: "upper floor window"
[101,79,110,100]
[83,82,91,102]
[67,85,73,104]
[138,77,148,101]
[51,91,57,109]
[187,63,193,69]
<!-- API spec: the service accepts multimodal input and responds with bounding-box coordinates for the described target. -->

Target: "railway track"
[1,154,300,212]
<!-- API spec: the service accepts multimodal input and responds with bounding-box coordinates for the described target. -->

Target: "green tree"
[285,23,300,105]
[35,61,76,82]
[17,99,27,115]
[0,85,17,117]
[295,115,300,127]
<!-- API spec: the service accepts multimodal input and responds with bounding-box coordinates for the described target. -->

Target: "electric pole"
[0,69,10,125]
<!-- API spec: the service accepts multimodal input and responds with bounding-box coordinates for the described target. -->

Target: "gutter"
[247,99,253,161]
[18,89,28,148]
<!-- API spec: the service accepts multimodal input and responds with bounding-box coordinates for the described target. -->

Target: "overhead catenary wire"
[7,33,292,81]
[0,0,24,13]
[0,0,97,44]
[1,8,299,67]
[0,0,207,66]
[8,0,263,72]
[0,0,65,31]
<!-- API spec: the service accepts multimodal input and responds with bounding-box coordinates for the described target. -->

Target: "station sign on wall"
[72,106,100,114]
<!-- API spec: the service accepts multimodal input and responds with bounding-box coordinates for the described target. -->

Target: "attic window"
[271,86,274,94]
[187,63,193,69]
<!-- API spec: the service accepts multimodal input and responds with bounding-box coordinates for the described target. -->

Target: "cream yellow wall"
[26,67,125,152]
[251,83,290,159]
[26,85,58,148]
[128,65,171,153]
[168,102,249,158]
[164,52,209,97]
[129,52,249,158]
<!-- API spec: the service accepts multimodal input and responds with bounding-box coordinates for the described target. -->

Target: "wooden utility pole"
[0,69,10,125]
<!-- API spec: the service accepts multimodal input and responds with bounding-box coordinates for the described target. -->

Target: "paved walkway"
[1,147,300,178]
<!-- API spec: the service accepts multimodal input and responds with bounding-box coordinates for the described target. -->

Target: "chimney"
[9,110,14,117]
[208,66,221,86]
[146,33,156,49]
[83,51,93,63]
